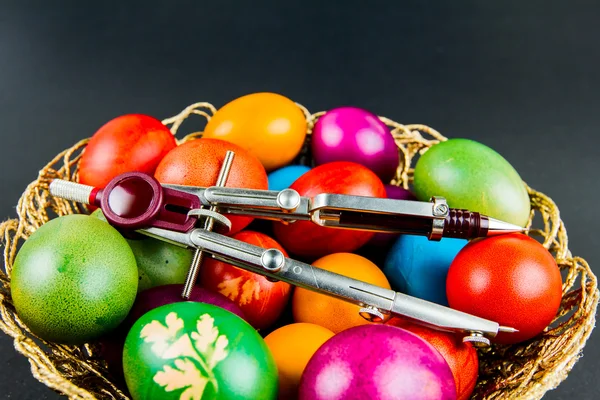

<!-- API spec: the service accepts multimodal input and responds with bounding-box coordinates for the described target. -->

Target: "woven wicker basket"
[0,102,598,400]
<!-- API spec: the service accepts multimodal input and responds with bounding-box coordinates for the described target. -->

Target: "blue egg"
[383,235,468,306]
[268,165,311,191]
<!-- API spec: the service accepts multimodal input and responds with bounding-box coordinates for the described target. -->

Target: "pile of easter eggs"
[10,92,564,400]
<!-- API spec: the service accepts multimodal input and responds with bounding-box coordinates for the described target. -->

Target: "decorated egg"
[155,138,268,234]
[293,253,391,333]
[387,319,478,400]
[123,302,278,400]
[200,230,292,330]
[268,165,311,191]
[98,284,245,381]
[273,161,386,259]
[446,233,562,344]
[413,138,530,227]
[11,214,138,345]
[203,92,307,171]
[311,107,399,182]
[383,235,468,306]
[264,323,334,399]
[366,184,418,248]
[299,324,456,400]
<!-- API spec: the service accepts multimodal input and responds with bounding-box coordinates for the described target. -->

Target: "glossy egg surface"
[413,138,530,227]
[299,324,456,400]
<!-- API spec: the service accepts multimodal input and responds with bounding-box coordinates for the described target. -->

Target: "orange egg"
[203,92,307,171]
[292,253,391,333]
[154,138,268,234]
[264,323,334,399]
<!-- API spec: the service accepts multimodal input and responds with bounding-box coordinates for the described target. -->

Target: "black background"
[1,1,599,399]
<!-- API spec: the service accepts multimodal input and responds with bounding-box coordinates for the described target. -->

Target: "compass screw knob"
[261,248,285,273]
[277,189,301,211]
[463,331,491,347]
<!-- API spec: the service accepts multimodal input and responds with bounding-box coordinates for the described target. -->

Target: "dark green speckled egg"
[91,209,193,292]
[11,214,138,344]
[413,138,530,227]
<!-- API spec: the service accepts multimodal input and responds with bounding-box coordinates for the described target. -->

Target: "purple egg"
[312,107,399,182]
[299,325,456,400]
[384,184,418,202]
[98,285,246,380]
[367,185,418,248]
[127,284,246,324]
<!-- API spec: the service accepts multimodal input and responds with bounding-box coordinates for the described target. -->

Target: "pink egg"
[299,324,456,400]
[311,107,399,183]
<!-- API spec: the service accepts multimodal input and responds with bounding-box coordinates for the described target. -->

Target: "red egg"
[446,233,563,344]
[200,230,292,330]
[273,161,386,259]
[387,318,478,400]
[79,114,176,188]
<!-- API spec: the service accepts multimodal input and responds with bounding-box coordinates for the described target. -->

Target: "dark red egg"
[273,161,386,259]
[200,230,292,331]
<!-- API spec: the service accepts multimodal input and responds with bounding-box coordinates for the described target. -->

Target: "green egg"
[11,214,139,345]
[123,302,278,400]
[413,138,530,227]
[91,209,193,292]
[126,239,193,292]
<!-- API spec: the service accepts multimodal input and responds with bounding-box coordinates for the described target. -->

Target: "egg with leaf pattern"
[123,302,278,400]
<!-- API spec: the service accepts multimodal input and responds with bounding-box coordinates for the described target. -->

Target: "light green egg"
[413,138,530,227]
[11,214,138,345]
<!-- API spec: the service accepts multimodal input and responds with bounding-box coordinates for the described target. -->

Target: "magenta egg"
[299,324,456,400]
[311,107,399,183]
